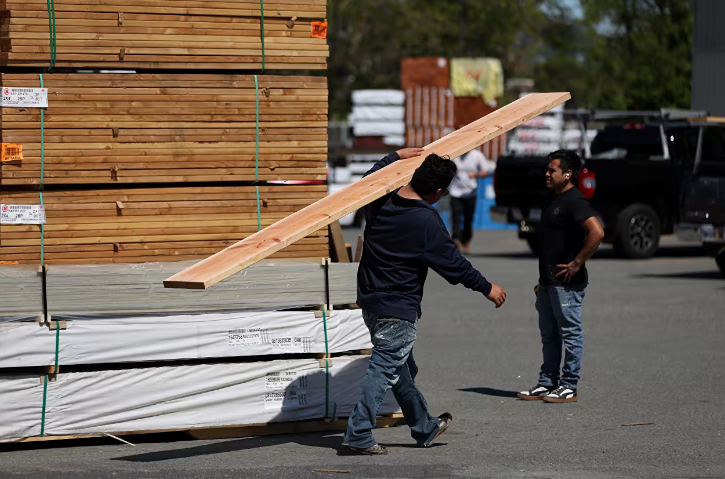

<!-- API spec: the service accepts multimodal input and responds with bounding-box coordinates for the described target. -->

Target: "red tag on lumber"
[1,144,23,162]
[311,21,328,39]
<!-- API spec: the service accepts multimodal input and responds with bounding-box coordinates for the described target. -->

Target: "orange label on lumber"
[1,144,23,162]
[311,21,328,39]
[0,261,19,265]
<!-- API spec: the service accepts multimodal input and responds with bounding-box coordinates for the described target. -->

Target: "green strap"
[39,74,45,187]
[322,310,331,417]
[254,75,262,231]
[45,0,57,68]
[54,321,60,373]
[39,321,60,437]
[259,0,265,71]
[39,192,45,265]
[40,375,48,436]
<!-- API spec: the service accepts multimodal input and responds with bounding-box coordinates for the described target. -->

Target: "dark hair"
[548,149,582,181]
[410,154,457,196]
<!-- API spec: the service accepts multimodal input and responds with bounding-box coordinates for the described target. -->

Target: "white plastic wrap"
[348,106,405,122]
[0,356,397,442]
[353,121,406,137]
[0,265,43,322]
[0,310,371,368]
[44,260,357,319]
[352,90,405,106]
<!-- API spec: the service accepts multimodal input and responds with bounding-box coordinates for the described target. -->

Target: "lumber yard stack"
[0,260,402,443]
[0,0,399,445]
[0,0,329,70]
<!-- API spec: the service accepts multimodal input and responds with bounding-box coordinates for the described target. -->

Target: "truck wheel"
[613,203,661,259]
[525,236,540,256]
[716,249,725,277]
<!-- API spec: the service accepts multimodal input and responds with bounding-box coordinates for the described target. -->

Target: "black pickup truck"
[492,119,725,259]
[677,122,725,274]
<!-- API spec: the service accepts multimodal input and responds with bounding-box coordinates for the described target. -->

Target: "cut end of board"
[163,280,207,290]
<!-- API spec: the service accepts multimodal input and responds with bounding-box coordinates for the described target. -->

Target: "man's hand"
[395,147,425,160]
[555,260,582,283]
[486,283,507,308]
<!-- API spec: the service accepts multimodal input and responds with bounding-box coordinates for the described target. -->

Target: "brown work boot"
[463,242,471,254]
[453,239,463,251]
[348,444,388,455]
[418,413,453,448]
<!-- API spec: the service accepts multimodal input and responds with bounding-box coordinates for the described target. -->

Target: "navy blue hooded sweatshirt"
[356,152,493,322]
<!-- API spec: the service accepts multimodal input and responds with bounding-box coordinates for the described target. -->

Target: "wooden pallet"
[0,0,328,70]
[10,413,404,444]
[0,73,328,185]
[0,185,329,264]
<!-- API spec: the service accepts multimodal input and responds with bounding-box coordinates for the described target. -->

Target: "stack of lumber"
[0,310,370,368]
[0,258,383,444]
[0,185,328,264]
[1,356,397,443]
[0,73,328,186]
[0,0,329,70]
[0,264,43,321]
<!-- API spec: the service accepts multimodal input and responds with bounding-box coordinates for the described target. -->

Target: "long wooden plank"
[164,92,570,289]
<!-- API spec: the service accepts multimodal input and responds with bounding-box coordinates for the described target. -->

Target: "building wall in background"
[692,0,725,116]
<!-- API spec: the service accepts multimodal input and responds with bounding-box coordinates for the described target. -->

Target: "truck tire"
[716,249,725,277]
[613,203,661,259]
[525,236,540,256]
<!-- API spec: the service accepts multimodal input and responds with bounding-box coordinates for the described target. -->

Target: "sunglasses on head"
[441,188,449,197]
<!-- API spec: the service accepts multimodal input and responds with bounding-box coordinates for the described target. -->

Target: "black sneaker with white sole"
[543,386,577,403]
[417,413,453,448]
[517,385,554,400]
[347,444,389,455]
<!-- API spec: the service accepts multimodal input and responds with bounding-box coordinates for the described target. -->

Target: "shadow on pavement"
[458,387,518,398]
[634,271,724,280]
[113,431,348,462]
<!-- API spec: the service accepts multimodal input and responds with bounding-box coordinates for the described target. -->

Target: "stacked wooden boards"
[0,0,329,70]
[0,73,328,185]
[0,185,328,264]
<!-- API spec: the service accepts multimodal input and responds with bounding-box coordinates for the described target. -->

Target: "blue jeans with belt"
[344,310,441,448]
[537,284,586,389]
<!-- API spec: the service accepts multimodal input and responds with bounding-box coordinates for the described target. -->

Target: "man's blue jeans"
[537,284,586,390]
[344,310,441,448]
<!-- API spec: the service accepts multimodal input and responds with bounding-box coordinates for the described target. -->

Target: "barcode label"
[1,87,48,108]
[1,204,46,225]
[265,371,309,390]
[228,327,269,346]
[264,389,308,409]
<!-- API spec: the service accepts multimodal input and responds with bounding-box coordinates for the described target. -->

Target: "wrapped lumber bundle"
[0,355,396,442]
[0,310,370,368]
[0,185,329,264]
[0,0,328,70]
[0,73,328,185]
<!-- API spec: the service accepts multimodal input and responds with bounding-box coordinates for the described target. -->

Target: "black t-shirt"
[539,187,596,285]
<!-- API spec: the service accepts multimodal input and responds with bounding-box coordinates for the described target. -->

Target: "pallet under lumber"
[11,413,404,444]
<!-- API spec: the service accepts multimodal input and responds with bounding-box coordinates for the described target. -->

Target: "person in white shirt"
[449,149,497,253]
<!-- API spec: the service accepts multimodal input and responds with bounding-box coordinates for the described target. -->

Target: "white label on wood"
[1,88,49,108]
[1,204,46,225]
[270,336,313,353]
[264,389,308,409]
[265,371,309,390]
[227,327,268,346]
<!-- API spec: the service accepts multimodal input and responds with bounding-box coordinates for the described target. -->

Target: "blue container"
[439,177,516,231]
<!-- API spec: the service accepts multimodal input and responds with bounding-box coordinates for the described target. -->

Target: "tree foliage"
[326,0,692,118]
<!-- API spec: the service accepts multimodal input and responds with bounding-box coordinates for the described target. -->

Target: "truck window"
[698,127,725,176]
[668,128,699,173]
[589,125,663,160]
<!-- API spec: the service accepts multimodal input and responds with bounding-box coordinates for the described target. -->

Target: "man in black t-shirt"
[518,150,604,403]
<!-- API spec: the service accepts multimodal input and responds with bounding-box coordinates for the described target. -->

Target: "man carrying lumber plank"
[344,149,507,455]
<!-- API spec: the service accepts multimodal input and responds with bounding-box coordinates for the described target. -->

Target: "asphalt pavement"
[1,231,723,479]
